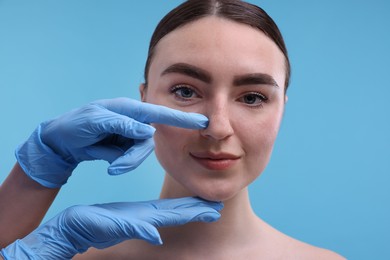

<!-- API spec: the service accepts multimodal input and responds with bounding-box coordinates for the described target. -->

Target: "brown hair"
[144,0,291,91]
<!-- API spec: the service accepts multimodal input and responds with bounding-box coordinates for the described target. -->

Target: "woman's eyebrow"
[233,74,279,88]
[161,63,279,88]
[161,63,212,83]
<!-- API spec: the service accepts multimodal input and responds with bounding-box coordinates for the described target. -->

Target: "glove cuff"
[15,125,77,188]
[1,240,37,260]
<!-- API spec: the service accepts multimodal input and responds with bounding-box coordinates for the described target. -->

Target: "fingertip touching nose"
[200,111,234,141]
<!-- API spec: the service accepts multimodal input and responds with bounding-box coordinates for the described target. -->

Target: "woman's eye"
[170,85,199,100]
[238,92,268,107]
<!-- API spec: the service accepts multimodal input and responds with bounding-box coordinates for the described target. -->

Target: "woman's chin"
[175,176,246,202]
[161,170,246,202]
[193,187,240,202]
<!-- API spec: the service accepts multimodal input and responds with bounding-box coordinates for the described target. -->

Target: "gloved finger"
[89,222,162,248]
[108,138,155,175]
[127,222,163,245]
[90,110,156,139]
[84,145,126,163]
[61,205,162,250]
[81,206,163,246]
[93,98,208,129]
[82,135,134,162]
[149,206,221,227]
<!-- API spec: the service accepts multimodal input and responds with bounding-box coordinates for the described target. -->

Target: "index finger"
[92,98,209,129]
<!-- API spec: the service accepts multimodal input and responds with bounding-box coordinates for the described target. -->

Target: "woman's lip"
[190,153,240,170]
[190,152,240,160]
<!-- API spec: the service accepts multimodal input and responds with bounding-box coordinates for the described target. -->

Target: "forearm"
[0,163,59,247]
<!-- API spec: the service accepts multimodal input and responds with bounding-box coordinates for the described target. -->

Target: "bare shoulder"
[286,239,346,260]
[259,220,345,259]
[277,231,346,259]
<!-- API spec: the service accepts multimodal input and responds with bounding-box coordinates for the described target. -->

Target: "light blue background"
[1,1,389,259]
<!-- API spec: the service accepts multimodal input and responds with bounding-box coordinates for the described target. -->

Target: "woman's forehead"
[150,17,286,85]
[156,17,273,50]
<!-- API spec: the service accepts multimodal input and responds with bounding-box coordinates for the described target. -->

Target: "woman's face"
[141,17,287,201]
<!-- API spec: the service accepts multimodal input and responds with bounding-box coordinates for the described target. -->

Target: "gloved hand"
[16,98,208,188]
[0,197,223,259]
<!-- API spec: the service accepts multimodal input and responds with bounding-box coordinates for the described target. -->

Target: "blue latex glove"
[0,197,223,259]
[16,98,208,188]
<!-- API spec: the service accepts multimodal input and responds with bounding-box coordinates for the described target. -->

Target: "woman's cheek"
[152,124,190,170]
[243,116,281,169]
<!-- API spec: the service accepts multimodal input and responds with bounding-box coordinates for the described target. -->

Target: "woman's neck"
[158,173,262,255]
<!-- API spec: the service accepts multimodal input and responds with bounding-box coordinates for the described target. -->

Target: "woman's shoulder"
[284,238,346,260]
[259,219,345,259]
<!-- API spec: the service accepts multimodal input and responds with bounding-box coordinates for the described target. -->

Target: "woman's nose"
[200,103,234,141]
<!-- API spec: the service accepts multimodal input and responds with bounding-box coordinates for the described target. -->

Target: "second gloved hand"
[16,98,208,188]
[0,197,223,259]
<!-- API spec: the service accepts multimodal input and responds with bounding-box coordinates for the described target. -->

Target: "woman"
[0,0,345,259]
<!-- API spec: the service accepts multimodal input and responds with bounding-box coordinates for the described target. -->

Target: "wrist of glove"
[1,197,223,260]
[16,123,78,188]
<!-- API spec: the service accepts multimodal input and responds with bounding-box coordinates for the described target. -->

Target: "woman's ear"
[284,95,288,104]
[139,83,147,102]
